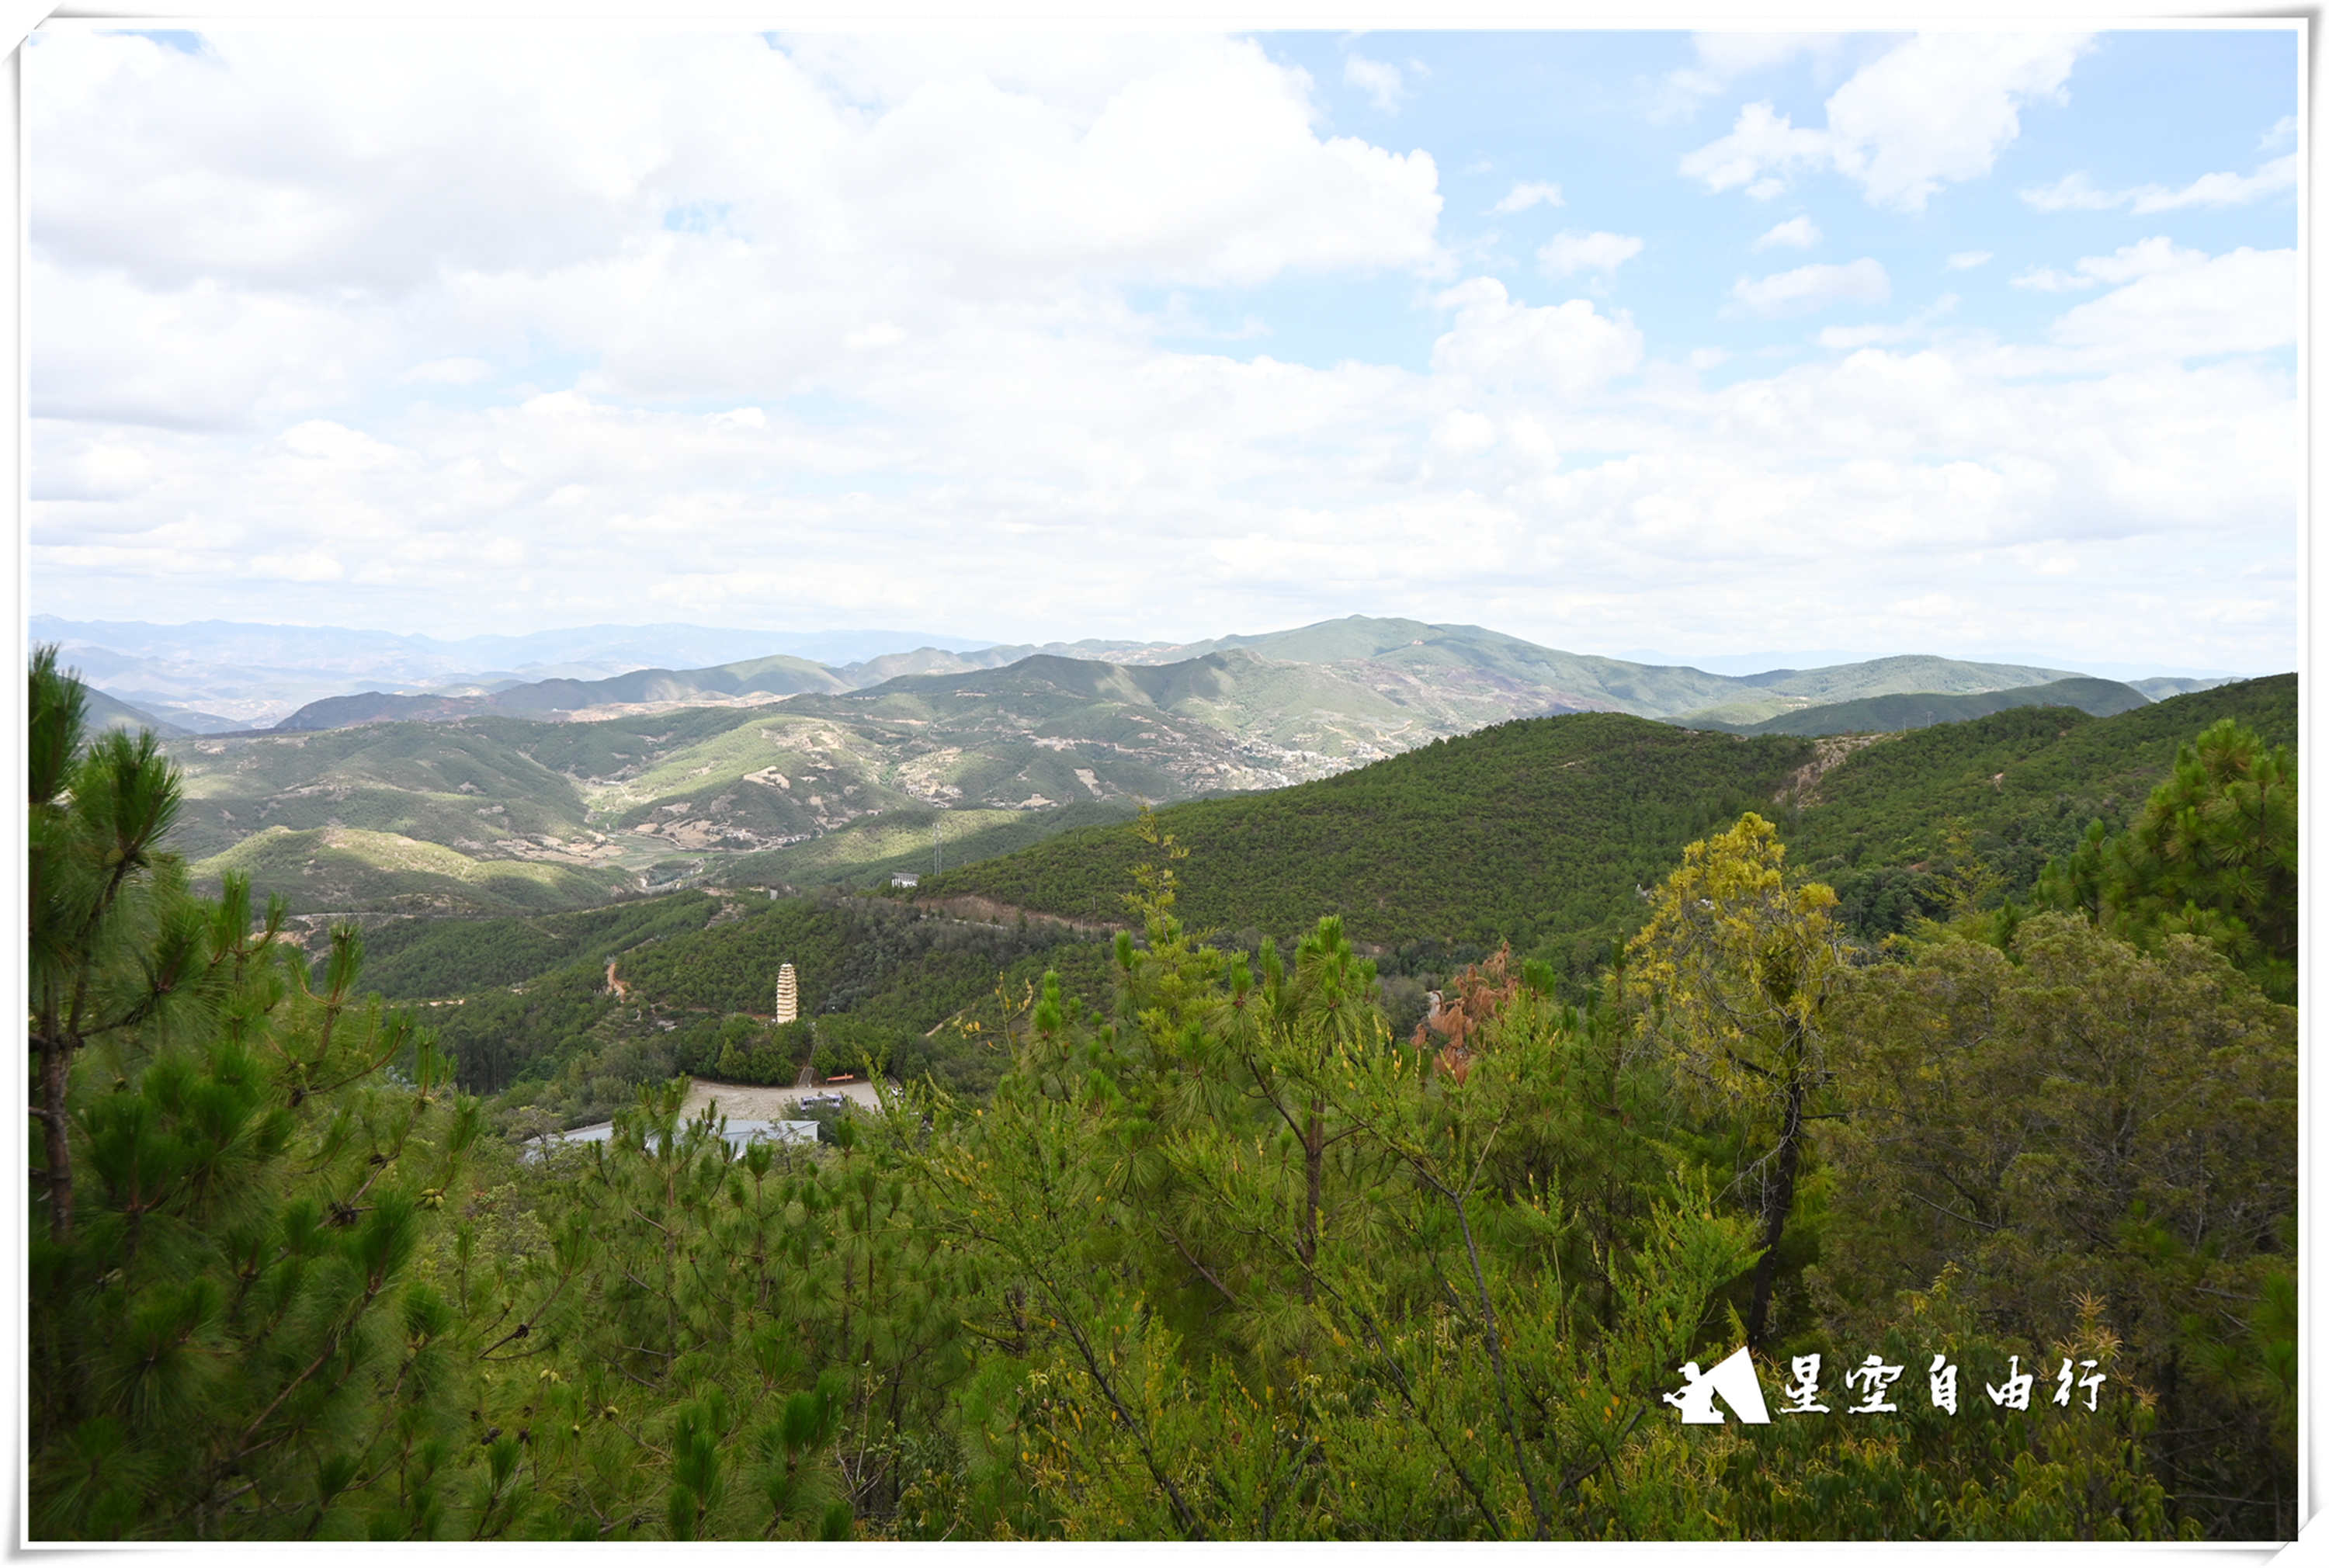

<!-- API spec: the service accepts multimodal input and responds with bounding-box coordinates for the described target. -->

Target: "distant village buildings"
[776,963,798,1025]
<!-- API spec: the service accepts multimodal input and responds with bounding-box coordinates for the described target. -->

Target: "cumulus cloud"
[1344,54,1407,113]
[1754,216,1821,250]
[23,28,2297,672]
[2011,265,2092,293]
[1678,101,1831,199]
[1945,250,1992,269]
[1684,32,2088,210]
[1490,179,1563,214]
[32,436,158,501]
[404,358,495,385]
[1536,230,1644,279]
[1814,293,1956,349]
[1730,258,1890,315]
[2019,152,2297,213]
[1657,32,1846,117]
[2050,246,2297,360]
[2015,236,2206,292]
[1429,276,1644,397]
[30,29,1449,423]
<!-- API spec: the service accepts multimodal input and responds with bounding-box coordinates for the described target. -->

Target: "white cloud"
[23,29,2298,672]
[2020,153,2298,213]
[2075,237,2205,283]
[2050,246,2297,360]
[1753,216,1821,250]
[250,550,348,582]
[1945,250,1992,269]
[1490,179,1563,214]
[32,30,1446,322]
[2015,171,2116,211]
[1429,276,1643,397]
[32,436,158,501]
[1684,32,2088,211]
[2011,265,2092,293]
[1690,33,1845,79]
[1536,230,1643,278]
[1815,293,1956,349]
[1344,54,1406,113]
[27,29,1453,434]
[1730,258,1890,315]
[1678,101,1831,197]
[1657,32,1846,118]
[404,357,495,385]
[2015,236,2206,293]
[2259,113,2296,151]
[1430,408,1498,456]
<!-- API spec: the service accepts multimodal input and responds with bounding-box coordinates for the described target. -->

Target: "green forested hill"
[168,719,599,862]
[1674,676,2150,736]
[725,798,1144,888]
[193,825,629,916]
[918,713,1814,957]
[419,890,1110,1104]
[914,675,2297,960]
[1784,674,2296,910]
[357,890,720,998]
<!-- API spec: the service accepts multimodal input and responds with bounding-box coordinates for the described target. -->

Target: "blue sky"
[26,26,2303,674]
[1189,30,2296,379]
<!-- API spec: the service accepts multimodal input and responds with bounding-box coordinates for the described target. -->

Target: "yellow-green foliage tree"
[1621,811,1850,1348]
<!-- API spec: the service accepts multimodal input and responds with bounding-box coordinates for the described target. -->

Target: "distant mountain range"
[43,611,2268,919]
[38,612,2254,735]
[30,616,1000,727]
[248,619,2126,734]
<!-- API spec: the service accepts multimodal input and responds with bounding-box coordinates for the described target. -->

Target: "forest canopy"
[26,646,2298,1542]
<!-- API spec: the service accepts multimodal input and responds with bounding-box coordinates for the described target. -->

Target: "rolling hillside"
[917,675,2296,959]
[165,646,1603,912]
[329,672,2293,1118]
[75,680,192,740]
[193,824,627,916]
[1782,673,2296,912]
[1671,676,2150,736]
[918,713,1814,956]
[144,624,2251,921]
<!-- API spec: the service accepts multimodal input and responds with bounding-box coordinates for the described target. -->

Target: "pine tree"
[2036,717,2296,1003]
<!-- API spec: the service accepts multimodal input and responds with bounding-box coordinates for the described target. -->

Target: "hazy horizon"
[30,610,2265,685]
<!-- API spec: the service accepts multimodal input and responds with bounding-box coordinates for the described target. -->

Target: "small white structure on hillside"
[776,962,799,1025]
[890,872,919,889]
[526,1119,819,1161]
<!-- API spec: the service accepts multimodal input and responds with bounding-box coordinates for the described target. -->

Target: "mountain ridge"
[259,616,2109,735]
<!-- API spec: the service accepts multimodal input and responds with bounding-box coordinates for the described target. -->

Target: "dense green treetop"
[919,713,1812,952]
[2033,715,2296,1003]
[1782,676,2294,889]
